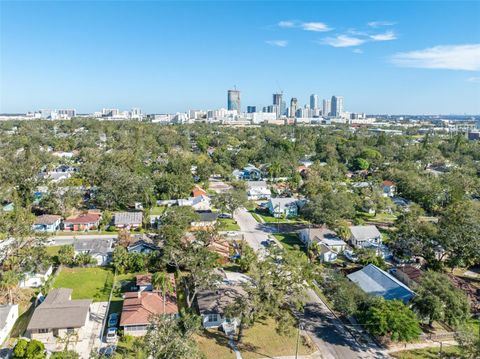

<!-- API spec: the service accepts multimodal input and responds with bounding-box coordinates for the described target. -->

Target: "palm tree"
[152,272,174,314]
[0,270,20,304]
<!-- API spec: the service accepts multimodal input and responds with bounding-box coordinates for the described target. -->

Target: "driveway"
[235,208,388,359]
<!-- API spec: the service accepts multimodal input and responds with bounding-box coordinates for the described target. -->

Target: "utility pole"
[295,319,304,359]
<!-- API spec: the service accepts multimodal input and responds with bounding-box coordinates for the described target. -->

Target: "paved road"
[235,208,388,359]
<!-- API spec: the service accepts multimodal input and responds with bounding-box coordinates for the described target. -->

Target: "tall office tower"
[227,89,241,113]
[322,99,331,116]
[289,98,298,117]
[272,93,283,119]
[331,96,344,117]
[310,94,319,110]
[247,106,257,113]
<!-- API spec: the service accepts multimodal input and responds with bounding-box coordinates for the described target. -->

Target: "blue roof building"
[347,264,415,303]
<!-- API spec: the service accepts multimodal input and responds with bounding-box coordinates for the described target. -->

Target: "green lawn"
[53,267,114,302]
[218,218,240,231]
[198,318,314,359]
[390,346,462,359]
[256,211,308,224]
[250,212,263,223]
[273,233,308,255]
[150,206,167,215]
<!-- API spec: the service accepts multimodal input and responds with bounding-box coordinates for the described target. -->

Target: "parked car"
[108,313,119,327]
[226,231,238,237]
[100,345,116,357]
[344,250,358,262]
[261,239,277,247]
[218,213,232,219]
[106,327,117,343]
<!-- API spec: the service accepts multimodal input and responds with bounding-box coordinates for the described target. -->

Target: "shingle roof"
[347,264,414,303]
[246,181,268,189]
[73,238,112,254]
[114,212,143,226]
[269,198,298,211]
[34,215,62,225]
[195,211,218,222]
[197,284,246,315]
[64,213,101,225]
[136,274,152,286]
[27,288,91,330]
[349,225,381,241]
[0,304,17,329]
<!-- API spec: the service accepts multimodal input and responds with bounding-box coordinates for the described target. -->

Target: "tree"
[13,339,46,359]
[355,248,387,269]
[0,270,20,303]
[236,240,257,272]
[152,272,174,314]
[302,187,355,227]
[352,157,369,171]
[57,245,75,265]
[143,315,200,359]
[359,298,421,342]
[112,246,129,274]
[456,324,480,359]
[437,201,480,268]
[212,188,247,217]
[412,271,470,327]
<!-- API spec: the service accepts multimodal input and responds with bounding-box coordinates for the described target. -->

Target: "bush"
[13,339,45,359]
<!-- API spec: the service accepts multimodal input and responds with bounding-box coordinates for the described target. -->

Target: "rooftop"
[73,237,113,254]
[27,288,91,330]
[349,225,381,241]
[197,284,246,315]
[34,214,62,225]
[114,212,143,225]
[120,290,178,326]
[64,213,101,225]
[347,264,415,303]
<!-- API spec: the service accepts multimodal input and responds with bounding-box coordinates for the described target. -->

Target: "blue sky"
[1,1,480,114]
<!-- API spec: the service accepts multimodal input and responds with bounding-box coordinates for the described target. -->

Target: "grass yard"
[250,212,263,223]
[357,212,397,224]
[198,318,314,359]
[274,233,308,255]
[53,267,114,302]
[256,212,308,224]
[390,346,462,359]
[218,218,240,231]
[149,206,167,215]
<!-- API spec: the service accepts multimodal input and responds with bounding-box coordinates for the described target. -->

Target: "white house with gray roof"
[267,198,299,218]
[246,181,271,200]
[73,237,113,265]
[349,225,382,248]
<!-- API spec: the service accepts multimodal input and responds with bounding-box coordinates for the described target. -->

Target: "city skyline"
[1,1,480,115]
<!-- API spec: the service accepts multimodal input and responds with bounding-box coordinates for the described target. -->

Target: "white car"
[106,327,117,343]
[226,231,238,237]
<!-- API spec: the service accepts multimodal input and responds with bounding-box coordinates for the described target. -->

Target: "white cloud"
[370,30,397,41]
[391,44,480,71]
[320,35,366,48]
[266,40,288,47]
[353,48,364,54]
[278,20,295,28]
[368,20,396,28]
[301,22,332,32]
[467,76,480,83]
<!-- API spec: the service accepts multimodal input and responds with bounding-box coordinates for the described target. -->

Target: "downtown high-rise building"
[272,93,284,119]
[247,106,257,113]
[289,98,298,117]
[310,94,319,110]
[227,89,241,113]
[331,96,344,117]
[322,99,331,117]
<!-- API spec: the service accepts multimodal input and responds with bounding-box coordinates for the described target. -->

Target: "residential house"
[120,275,178,336]
[136,274,153,292]
[347,264,415,303]
[349,225,382,249]
[26,288,91,341]
[114,212,143,230]
[268,198,299,218]
[0,304,18,345]
[197,282,246,333]
[232,165,262,181]
[33,215,62,232]
[318,243,337,263]
[20,265,54,288]
[382,180,396,197]
[73,237,113,265]
[299,227,346,252]
[63,212,101,231]
[192,185,207,198]
[246,181,271,200]
[178,195,211,211]
[127,238,159,254]
[390,266,423,290]
[191,212,218,229]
